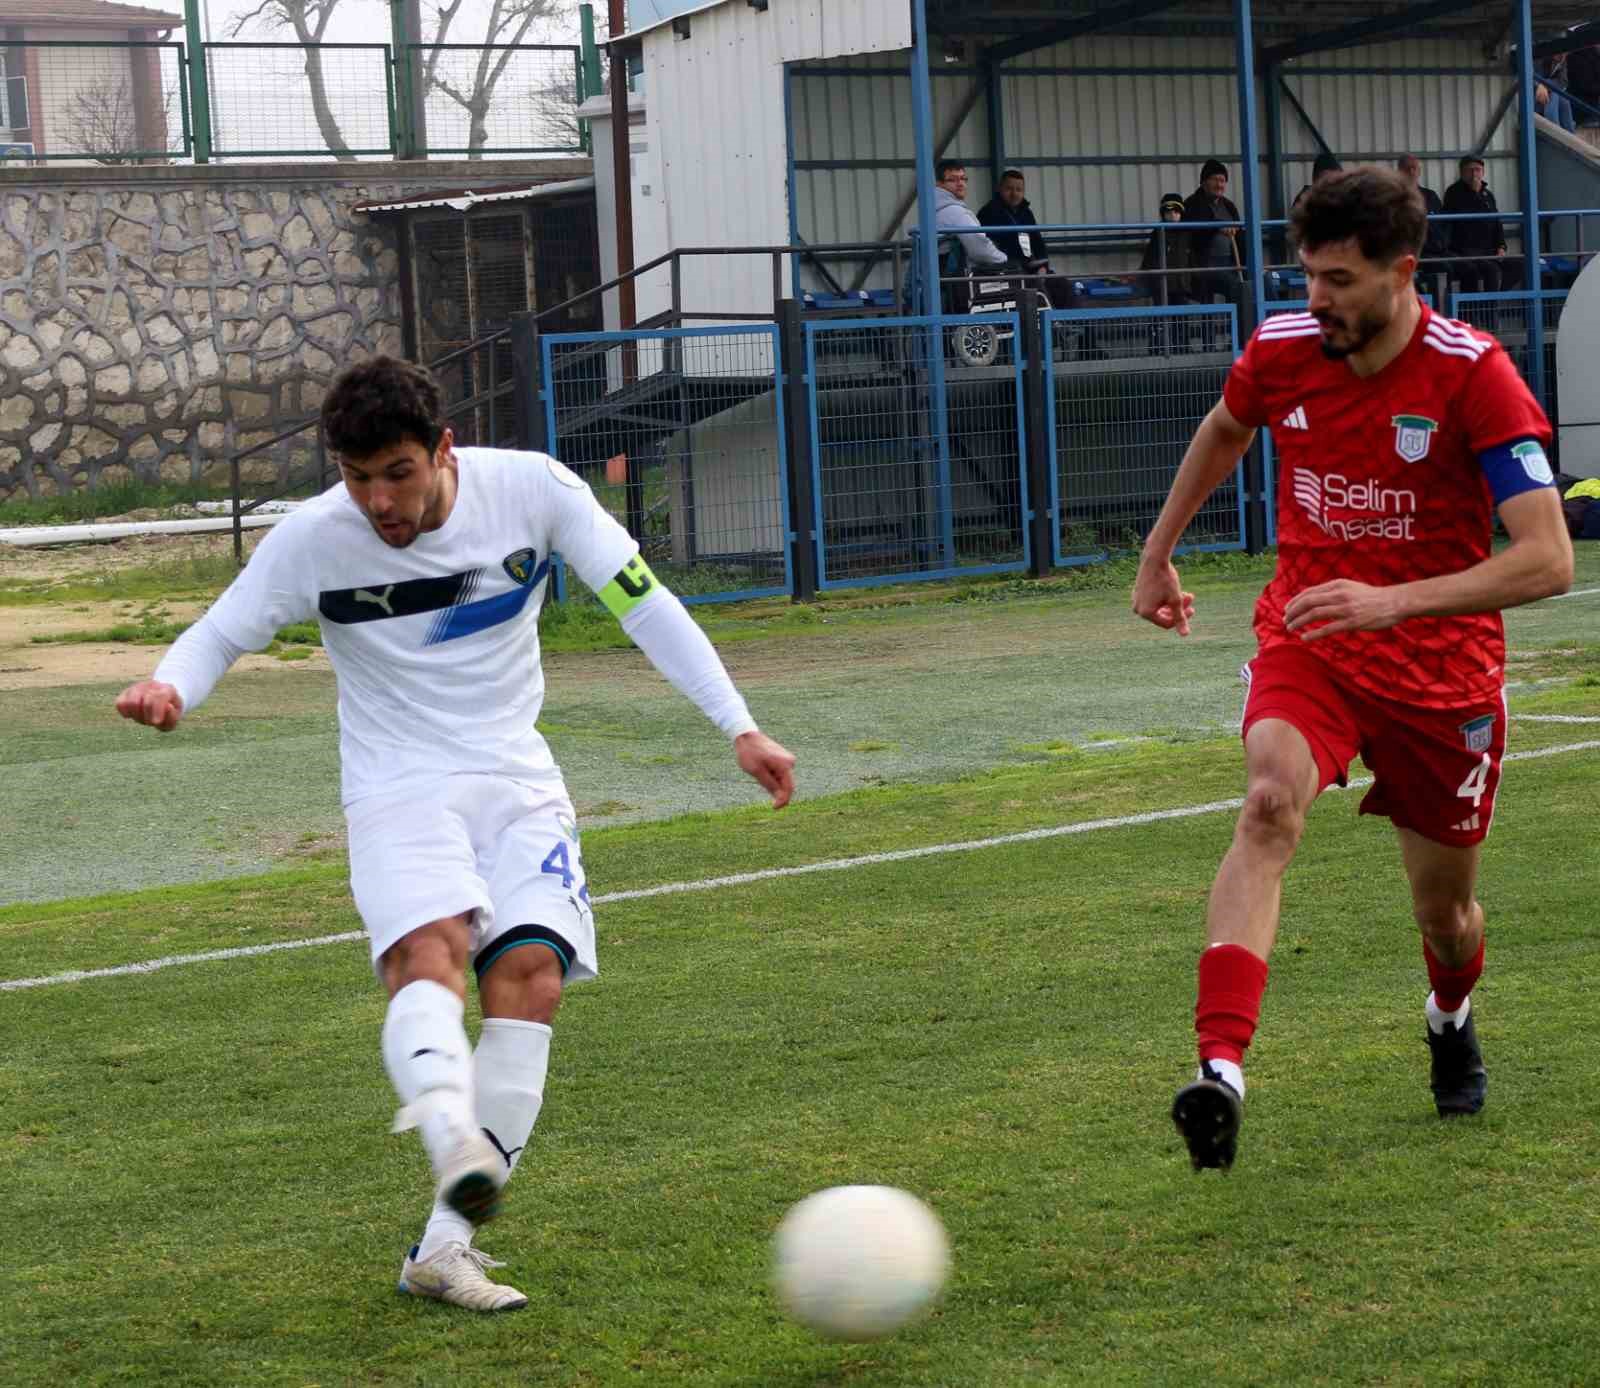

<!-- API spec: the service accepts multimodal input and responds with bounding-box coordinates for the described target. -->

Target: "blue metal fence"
[1043,303,1244,565]
[540,325,791,605]
[1450,289,1567,430]
[803,314,1031,590]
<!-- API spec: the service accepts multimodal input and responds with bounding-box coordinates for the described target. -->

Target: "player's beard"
[1316,297,1390,360]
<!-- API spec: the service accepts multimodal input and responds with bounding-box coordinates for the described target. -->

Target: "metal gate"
[541,325,791,605]
[804,313,1031,589]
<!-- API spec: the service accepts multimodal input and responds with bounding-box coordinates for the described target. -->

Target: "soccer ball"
[772,1184,951,1341]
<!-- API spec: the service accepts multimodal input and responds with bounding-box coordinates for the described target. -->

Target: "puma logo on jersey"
[354,585,395,615]
[1280,405,1309,430]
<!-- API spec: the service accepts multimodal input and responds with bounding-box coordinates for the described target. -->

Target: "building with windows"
[1,0,181,164]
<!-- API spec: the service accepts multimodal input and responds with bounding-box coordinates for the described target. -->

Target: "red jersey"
[1223,304,1551,709]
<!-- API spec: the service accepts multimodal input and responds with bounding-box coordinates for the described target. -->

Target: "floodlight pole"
[911,0,954,568]
[1514,0,1545,409]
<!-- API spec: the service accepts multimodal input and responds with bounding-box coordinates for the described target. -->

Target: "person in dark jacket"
[1442,155,1507,293]
[1181,158,1243,306]
[977,168,1074,309]
[1138,192,1191,303]
[1398,153,1449,282]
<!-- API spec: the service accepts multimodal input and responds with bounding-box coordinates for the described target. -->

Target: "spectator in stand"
[977,168,1076,309]
[931,159,1008,271]
[1535,79,1578,134]
[1138,192,1191,303]
[1443,155,1508,293]
[1182,159,1243,306]
[1291,151,1343,211]
[1398,154,1449,282]
[1286,152,1343,260]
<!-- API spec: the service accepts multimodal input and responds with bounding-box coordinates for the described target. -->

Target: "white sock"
[382,979,476,1171]
[1199,1057,1246,1099]
[417,1018,552,1262]
[1426,991,1471,1035]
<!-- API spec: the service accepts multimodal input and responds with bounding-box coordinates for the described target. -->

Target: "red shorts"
[1241,643,1506,846]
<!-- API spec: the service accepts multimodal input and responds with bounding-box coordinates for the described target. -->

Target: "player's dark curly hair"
[320,355,446,460]
[1289,165,1426,264]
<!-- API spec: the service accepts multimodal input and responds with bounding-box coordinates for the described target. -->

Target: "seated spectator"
[1137,192,1191,303]
[1181,159,1243,306]
[1397,154,1449,282]
[1442,155,1507,293]
[930,159,1007,274]
[977,168,1076,309]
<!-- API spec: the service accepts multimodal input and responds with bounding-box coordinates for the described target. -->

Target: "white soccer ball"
[772,1184,951,1341]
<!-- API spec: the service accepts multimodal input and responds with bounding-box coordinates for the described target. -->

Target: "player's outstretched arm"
[113,613,252,732]
[115,679,184,732]
[1285,477,1573,639]
[1133,400,1256,635]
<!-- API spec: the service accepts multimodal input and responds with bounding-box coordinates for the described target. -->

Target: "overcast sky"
[196,0,592,47]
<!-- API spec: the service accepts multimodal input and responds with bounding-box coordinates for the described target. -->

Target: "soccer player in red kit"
[1133,165,1574,1171]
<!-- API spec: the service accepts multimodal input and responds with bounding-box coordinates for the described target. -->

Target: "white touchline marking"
[4,740,1598,994]
[1517,715,1600,723]
[1547,586,1600,600]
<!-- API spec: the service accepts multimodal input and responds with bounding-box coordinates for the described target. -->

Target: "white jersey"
[201,448,637,805]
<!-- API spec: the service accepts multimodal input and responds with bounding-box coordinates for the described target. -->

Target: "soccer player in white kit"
[115,357,797,1311]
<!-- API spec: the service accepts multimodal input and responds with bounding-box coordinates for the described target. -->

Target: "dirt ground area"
[0,527,291,691]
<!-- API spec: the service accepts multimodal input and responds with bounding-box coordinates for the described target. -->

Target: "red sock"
[1425,938,1484,1013]
[1195,943,1270,1065]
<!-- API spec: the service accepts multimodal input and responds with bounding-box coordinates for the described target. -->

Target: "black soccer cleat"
[1172,1068,1243,1171]
[1427,1011,1487,1117]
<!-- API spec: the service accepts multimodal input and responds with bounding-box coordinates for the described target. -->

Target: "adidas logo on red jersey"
[1280,406,1309,430]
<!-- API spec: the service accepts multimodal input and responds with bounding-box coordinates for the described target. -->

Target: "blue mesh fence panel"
[803,314,1030,589]
[541,326,789,604]
[1043,304,1243,564]
[1450,291,1565,435]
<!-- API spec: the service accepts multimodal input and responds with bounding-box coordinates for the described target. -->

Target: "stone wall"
[0,158,588,498]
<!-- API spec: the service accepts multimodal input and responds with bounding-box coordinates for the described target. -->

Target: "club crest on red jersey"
[1391,414,1439,463]
[1459,714,1495,754]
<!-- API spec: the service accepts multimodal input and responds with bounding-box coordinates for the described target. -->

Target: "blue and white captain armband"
[1478,437,1555,506]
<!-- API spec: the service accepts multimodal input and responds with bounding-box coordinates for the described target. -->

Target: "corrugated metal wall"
[637,8,1527,309]
[790,52,990,277]
[789,35,1516,286]
[637,0,910,320]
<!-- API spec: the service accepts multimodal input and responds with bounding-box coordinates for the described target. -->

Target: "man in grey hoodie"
[931,160,1008,270]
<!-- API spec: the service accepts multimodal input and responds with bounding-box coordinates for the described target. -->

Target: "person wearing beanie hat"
[1138,191,1194,303]
[1181,159,1243,306]
[1292,151,1344,213]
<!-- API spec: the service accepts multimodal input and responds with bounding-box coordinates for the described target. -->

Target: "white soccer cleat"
[398,1242,529,1312]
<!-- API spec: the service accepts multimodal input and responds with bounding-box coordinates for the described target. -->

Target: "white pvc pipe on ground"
[0,513,289,548]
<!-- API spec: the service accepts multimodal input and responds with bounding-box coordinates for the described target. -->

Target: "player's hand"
[735,730,796,809]
[1132,557,1196,636]
[1283,579,1404,639]
[115,679,184,732]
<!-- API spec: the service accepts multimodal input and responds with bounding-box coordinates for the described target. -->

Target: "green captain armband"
[598,554,664,619]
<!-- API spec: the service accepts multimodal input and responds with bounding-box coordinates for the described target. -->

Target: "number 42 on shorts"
[541,839,591,904]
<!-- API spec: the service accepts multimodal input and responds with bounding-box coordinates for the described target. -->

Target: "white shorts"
[345,772,598,985]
